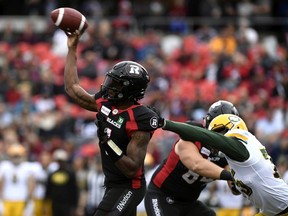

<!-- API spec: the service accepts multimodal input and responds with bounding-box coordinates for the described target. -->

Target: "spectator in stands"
[79,51,99,80]
[209,24,237,56]
[13,82,36,117]
[0,23,17,44]
[255,102,285,151]
[269,130,288,164]
[0,102,13,129]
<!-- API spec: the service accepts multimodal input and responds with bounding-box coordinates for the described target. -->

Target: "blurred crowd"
[0,0,288,215]
[0,0,287,20]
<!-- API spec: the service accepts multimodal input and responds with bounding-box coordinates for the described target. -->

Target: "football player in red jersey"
[64,31,159,216]
[144,100,239,216]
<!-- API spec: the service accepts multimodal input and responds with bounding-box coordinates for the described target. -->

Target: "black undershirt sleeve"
[163,120,249,162]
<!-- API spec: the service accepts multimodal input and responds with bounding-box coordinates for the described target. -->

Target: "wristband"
[103,140,124,162]
[220,169,234,181]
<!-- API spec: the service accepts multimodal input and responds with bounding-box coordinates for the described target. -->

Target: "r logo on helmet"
[128,65,141,76]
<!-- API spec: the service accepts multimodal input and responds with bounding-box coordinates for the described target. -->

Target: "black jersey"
[95,97,158,189]
[151,141,228,202]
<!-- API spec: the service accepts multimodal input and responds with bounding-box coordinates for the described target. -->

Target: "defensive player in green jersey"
[156,114,288,216]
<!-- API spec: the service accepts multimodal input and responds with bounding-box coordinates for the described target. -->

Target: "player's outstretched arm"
[162,120,249,162]
[176,139,233,181]
[64,31,98,112]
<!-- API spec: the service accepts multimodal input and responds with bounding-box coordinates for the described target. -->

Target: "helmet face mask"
[101,61,150,102]
[208,114,248,133]
[204,100,239,128]
[101,76,126,100]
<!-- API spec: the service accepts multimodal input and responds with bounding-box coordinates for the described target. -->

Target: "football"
[50,7,88,34]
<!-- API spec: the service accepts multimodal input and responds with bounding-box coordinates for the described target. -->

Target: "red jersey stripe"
[153,144,179,187]
[126,108,142,188]
[132,165,143,189]
[126,109,138,136]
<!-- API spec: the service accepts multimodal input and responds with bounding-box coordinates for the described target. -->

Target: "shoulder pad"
[225,129,249,143]
[132,106,159,131]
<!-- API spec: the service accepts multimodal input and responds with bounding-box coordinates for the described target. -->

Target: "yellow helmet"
[208,114,248,133]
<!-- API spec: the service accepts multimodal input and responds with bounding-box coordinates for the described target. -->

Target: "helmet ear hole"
[118,93,124,99]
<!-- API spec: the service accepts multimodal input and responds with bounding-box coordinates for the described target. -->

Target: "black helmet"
[204,100,239,128]
[101,61,150,102]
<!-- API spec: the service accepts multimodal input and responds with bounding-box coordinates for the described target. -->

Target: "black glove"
[146,106,165,128]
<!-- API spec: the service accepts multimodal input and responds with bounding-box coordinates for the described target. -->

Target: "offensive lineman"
[145,100,239,216]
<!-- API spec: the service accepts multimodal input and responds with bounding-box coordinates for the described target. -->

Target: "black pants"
[94,186,146,216]
[52,202,74,216]
[144,184,215,216]
[85,205,97,216]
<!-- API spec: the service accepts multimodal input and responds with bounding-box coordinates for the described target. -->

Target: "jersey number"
[260,148,281,178]
[182,170,212,184]
[231,148,281,197]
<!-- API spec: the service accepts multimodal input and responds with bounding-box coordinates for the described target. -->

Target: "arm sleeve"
[163,120,249,162]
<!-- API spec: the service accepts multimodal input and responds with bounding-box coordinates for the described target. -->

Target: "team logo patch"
[166,196,174,204]
[101,106,111,116]
[200,147,211,156]
[104,127,112,138]
[51,172,69,185]
[107,117,121,128]
[228,115,240,122]
[150,117,158,129]
[117,117,124,125]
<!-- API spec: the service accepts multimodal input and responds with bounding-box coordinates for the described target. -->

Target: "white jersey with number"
[225,129,288,216]
[29,162,48,200]
[0,161,34,201]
